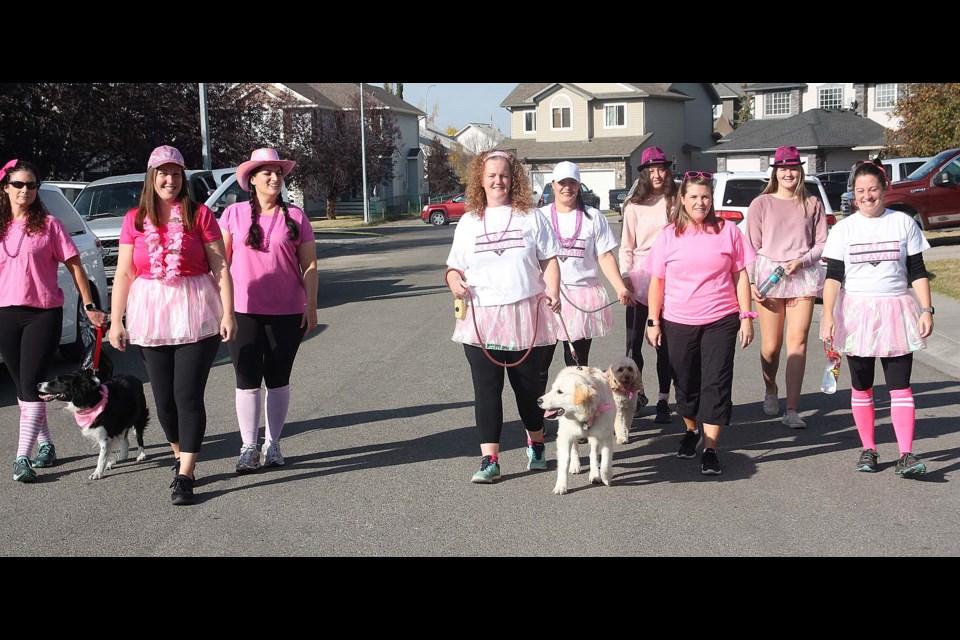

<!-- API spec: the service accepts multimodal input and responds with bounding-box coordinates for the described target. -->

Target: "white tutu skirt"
[556,284,612,342]
[830,289,926,357]
[754,254,825,298]
[627,268,652,305]
[452,295,558,351]
[126,274,223,347]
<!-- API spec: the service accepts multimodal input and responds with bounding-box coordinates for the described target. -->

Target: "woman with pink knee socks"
[219,149,318,473]
[820,159,934,478]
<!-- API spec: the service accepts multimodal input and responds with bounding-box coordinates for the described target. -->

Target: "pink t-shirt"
[746,194,827,267]
[0,216,79,309]
[619,195,670,275]
[120,204,222,278]
[219,202,314,315]
[643,220,757,325]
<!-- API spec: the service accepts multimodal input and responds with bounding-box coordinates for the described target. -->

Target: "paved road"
[1,219,957,556]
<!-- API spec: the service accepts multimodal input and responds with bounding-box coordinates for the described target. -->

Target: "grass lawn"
[927,258,960,301]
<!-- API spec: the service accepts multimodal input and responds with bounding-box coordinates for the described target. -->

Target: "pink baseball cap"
[638,146,668,170]
[771,145,804,167]
[147,145,186,169]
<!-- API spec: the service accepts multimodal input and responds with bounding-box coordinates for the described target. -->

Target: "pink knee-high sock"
[264,385,290,445]
[235,388,262,446]
[17,400,46,458]
[851,388,876,450]
[890,388,916,455]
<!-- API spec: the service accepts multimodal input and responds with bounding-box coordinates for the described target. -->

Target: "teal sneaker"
[471,455,501,484]
[13,456,37,483]
[526,441,547,471]
[894,452,927,479]
[31,441,56,468]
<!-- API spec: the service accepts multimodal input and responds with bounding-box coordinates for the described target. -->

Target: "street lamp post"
[360,83,369,225]
[424,84,437,124]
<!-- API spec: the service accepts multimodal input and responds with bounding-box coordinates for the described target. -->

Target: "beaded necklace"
[550,203,583,249]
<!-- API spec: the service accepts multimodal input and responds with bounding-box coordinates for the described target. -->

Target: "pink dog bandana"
[587,403,615,429]
[73,385,108,429]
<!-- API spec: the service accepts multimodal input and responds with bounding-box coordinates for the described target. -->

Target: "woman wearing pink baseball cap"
[109,145,237,505]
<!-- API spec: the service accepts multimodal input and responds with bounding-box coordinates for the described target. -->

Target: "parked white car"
[45,180,89,204]
[711,171,836,233]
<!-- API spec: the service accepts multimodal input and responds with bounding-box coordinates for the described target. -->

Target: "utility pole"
[199,83,211,170]
[360,83,369,225]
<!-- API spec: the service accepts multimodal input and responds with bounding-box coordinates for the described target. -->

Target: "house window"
[524,111,536,133]
[764,92,790,116]
[818,86,843,109]
[875,83,898,109]
[604,103,626,128]
[550,95,573,131]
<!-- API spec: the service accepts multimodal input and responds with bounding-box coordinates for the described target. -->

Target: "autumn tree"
[733,84,754,128]
[425,138,460,195]
[886,83,960,157]
[448,142,474,188]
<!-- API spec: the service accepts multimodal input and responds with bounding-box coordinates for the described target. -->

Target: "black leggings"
[228,312,306,389]
[625,302,672,394]
[139,335,221,453]
[539,338,591,394]
[0,306,62,402]
[464,344,549,444]
[847,353,913,391]
[664,313,739,426]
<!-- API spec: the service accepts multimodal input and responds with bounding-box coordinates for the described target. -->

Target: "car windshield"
[718,179,823,207]
[74,182,143,220]
[907,150,957,181]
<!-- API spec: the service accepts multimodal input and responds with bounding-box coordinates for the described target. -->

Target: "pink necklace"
[2,220,27,258]
[142,207,184,283]
[550,203,583,249]
[256,206,281,252]
[482,207,514,243]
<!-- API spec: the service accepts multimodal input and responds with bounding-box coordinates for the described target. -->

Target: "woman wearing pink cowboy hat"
[219,148,318,474]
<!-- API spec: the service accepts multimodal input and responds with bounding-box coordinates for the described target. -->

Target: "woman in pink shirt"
[746,146,827,428]
[1,159,108,483]
[644,172,756,476]
[219,149,318,474]
[109,145,236,505]
[620,146,677,423]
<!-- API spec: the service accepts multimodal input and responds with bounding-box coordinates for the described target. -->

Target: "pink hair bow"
[0,158,18,183]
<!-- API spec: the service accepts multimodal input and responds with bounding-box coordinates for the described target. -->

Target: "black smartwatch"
[647,318,660,327]
[921,306,935,315]
[84,302,97,312]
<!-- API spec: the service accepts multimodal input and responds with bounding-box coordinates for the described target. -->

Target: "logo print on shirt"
[475,229,524,256]
[556,239,586,262]
[849,241,900,267]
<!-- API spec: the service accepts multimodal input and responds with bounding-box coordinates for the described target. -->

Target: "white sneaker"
[781,410,807,429]
[262,441,285,467]
[763,394,779,416]
[235,444,261,473]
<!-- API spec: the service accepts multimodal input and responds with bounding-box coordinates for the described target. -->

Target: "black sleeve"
[825,257,845,283]
[906,252,928,283]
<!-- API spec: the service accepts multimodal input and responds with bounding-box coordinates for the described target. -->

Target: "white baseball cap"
[551,161,581,184]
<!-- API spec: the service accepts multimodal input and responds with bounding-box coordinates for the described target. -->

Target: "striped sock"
[890,388,916,455]
[17,400,46,458]
[235,388,262,446]
[851,388,876,450]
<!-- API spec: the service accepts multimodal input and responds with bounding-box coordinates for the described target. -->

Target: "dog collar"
[613,385,635,400]
[74,385,109,429]
[586,402,615,429]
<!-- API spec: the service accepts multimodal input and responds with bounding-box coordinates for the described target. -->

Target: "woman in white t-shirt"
[821,160,934,479]
[537,161,632,392]
[445,150,561,484]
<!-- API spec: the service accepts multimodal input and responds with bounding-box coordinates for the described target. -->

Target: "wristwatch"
[647,318,660,327]
[84,302,97,311]
[921,306,935,315]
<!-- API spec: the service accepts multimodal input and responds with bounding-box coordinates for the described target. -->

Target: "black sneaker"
[700,448,721,475]
[856,448,879,473]
[677,429,701,459]
[172,458,180,476]
[894,452,926,479]
[170,474,196,505]
[654,400,671,424]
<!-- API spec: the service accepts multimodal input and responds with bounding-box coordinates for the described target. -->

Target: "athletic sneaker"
[471,455,501,484]
[235,444,262,474]
[262,441,285,467]
[856,448,879,473]
[13,455,37,483]
[894,452,927,479]
[527,442,547,471]
[31,441,56,468]
[700,448,722,475]
[677,429,701,459]
[781,410,807,429]
[654,400,671,424]
[170,474,196,505]
[763,394,779,416]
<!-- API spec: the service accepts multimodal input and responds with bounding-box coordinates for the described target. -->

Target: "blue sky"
[374,83,515,135]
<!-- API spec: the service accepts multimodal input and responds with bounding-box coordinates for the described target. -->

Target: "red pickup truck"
[884,148,960,230]
[421,193,467,226]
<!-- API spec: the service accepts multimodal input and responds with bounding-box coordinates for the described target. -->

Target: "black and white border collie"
[38,369,149,480]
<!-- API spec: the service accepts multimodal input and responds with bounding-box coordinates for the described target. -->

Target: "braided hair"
[245,185,299,250]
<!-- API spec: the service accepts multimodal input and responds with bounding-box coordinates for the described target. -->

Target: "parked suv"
[537,182,601,210]
[882,149,960,230]
[421,193,467,226]
[812,171,848,211]
[712,171,836,232]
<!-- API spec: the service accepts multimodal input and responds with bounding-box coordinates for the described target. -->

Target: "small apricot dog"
[605,357,641,444]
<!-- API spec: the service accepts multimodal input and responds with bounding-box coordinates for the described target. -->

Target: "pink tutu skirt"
[452,294,558,350]
[126,274,223,347]
[830,289,926,357]
[627,268,652,305]
[556,284,613,341]
[754,254,825,299]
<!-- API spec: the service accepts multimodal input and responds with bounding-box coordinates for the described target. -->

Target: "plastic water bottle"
[757,265,786,297]
[821,343,841,394]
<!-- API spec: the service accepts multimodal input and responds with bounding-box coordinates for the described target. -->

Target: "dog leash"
[464,291,546,368]
[558,286,620,313]
[92,325,104,372]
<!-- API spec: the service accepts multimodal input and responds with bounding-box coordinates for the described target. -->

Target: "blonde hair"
[763,164,814,217]
[464,151,535,218]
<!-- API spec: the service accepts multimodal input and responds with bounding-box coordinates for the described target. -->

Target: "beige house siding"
[866,84,902,129]
[511,109,538,139]
[593,99,645,139]
[536,87,589,142]
[573,82,634,94]
[801,83,856,111]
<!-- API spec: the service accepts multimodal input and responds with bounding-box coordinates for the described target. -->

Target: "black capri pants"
[139,334,221,453]
[0,306,62,402]
[228,312,306,390]
[626,302,672,395]
[663,312,740,426]
[847,353,913,391]
[464,344,550,444]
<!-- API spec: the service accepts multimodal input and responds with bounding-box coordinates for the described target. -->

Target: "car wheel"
[429,211,448,226]
[59,290,98,362]
[912,212,928,231]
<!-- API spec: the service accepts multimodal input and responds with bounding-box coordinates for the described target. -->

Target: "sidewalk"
[917,291,960,380]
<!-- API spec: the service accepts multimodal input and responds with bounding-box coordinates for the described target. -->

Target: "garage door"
[580,170,616,210]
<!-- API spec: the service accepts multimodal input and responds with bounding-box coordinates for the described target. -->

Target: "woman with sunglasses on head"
[0,159,109,482]
[644,171,756,475]
[109,145,236,505]
[537,161,632,392]
[445,150,561,484]
[821,159,932,479]
[745,146,828,428]
[619,146,678,424]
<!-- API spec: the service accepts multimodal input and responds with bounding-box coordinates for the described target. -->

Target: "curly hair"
[464,151,535,218]
[0,160,49,242]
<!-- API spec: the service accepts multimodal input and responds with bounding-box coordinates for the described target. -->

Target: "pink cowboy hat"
[236,148,296,191]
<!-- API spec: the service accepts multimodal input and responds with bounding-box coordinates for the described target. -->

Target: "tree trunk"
[325,195,337,220]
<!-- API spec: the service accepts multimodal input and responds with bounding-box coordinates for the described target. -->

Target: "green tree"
[886,83,960,157]
[733,84,754,129]
[425,137,459,195]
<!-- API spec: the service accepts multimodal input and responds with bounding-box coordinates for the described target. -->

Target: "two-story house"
[495,83,720,210]
[743,83,904,130]
[455,123,504,154]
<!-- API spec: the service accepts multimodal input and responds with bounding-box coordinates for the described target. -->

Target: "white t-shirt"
[446,206,560,306]
[537,205,617,287]
[822,209,931,296]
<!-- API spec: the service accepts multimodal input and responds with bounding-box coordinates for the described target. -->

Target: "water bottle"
[821,342,841,394]
[757,265,787,297]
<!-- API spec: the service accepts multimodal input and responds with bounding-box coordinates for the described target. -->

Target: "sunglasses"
[683,171,713,181]
[7,181,40,190]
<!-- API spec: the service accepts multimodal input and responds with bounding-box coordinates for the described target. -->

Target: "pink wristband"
[739,311,758,320]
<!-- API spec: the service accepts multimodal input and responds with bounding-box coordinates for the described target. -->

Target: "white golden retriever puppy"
[538,366,616,495]
[605,356,641,444]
